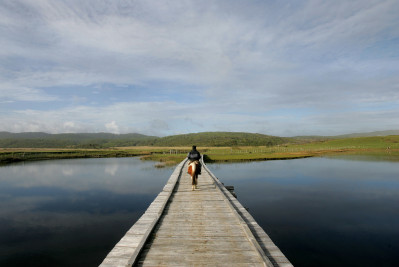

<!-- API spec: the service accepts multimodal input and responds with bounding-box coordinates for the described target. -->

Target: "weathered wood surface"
[100,160,186,267]
[101,158,293,267]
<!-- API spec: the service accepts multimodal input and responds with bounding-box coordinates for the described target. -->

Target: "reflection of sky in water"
[0,158,170,194]
[0,158,174,267]
[2,157,398,266]
[209,158,399,267]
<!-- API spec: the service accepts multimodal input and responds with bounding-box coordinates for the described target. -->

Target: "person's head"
[192,145,197,150]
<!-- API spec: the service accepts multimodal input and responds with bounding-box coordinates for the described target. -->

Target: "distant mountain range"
[293,130,399,141]
[0,131,287,148]
[0,130,398,148]
[332,130,399,138]
[144,132,288,147]
[0,132,289,148]
[0,132,156,148]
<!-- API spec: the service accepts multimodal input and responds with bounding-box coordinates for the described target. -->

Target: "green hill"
[333,130,399,138]
[151,132,289,147]
[0,132,158,148]
[0,131,289,148]
[2,130,398,148]
[293,130,399,142]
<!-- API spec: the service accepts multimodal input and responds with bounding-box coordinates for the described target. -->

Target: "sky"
[0,0,398,137]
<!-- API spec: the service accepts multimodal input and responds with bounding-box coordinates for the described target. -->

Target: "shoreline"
[1,147,398,166]
[0,149,148,165]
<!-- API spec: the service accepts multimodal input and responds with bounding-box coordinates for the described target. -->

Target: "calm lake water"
[1,157,398,266]
[0,158,174,266]
[208,157,399,267]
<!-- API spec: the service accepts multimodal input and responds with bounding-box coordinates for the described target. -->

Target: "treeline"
[0,132,156,148]
[148,132,289,147]
[0,131,289,148]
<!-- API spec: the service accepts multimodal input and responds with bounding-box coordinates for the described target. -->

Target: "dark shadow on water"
[208,157,399,267]
[0,158,174,267]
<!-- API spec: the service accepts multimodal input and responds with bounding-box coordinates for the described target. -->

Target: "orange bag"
[188,165,192,175]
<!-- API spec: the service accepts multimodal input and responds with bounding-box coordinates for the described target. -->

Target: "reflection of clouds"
[62,168,75,176]
[0,187,152,228]
[105,164,119,176]
[209,158,399,195]
[0,158,172,266]
[5,210,142,230]
[0,158,170,195]
[0,196,51,217]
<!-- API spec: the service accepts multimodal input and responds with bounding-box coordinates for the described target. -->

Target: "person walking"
[187,145,201,190]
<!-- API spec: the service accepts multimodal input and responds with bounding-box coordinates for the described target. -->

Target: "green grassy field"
[1,136,398,165]
[291,135,399,150]
[139,135,399,164]
[0,148,146,164]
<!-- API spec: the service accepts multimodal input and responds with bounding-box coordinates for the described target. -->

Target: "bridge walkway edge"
[100,159,188,266]
[202,160,293,267]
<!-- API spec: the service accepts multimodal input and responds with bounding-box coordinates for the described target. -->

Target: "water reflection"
[326,151,399,162]
[0,158,174,267]
[1,158,168,194]
[209,158,399,267]
[2,157,398,266]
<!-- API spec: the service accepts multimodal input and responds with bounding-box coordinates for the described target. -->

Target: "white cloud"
[0,83,58,102]
[0,98,397,137]
[0,0,398,135]
[105,121,120,134]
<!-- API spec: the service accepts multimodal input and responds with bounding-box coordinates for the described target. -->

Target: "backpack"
[188,150,200,160]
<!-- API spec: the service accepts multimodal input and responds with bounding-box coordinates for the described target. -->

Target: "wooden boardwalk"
[100,159,293,267]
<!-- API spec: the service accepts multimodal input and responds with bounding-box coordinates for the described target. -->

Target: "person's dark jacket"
[187,149,201,161]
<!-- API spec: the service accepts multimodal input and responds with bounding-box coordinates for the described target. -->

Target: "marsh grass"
[1,136,398,165]
[0,149,145,164]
